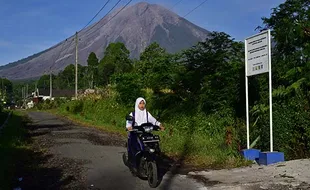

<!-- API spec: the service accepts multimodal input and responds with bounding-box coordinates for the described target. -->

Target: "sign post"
[245,29,272,151]
[268,29,273,152]
[242,29,285,165]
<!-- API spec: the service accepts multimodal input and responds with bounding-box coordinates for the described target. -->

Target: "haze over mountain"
[0,2,210,80]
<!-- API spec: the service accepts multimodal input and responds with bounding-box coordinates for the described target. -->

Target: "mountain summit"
[0,2,210,80]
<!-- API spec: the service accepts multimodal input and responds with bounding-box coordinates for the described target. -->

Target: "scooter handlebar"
[126,123,160,132]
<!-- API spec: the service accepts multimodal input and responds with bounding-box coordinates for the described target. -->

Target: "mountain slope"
[0,2,210,80]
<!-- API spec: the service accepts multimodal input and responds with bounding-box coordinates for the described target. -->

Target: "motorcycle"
[122,114,162,188]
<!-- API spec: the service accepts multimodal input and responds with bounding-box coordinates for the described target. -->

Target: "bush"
[113,73,145,105]
[69,100,84,114]
[0,103,3,113]
[249,95,310,160]
[273,97,310,159]
[58,95,245,167]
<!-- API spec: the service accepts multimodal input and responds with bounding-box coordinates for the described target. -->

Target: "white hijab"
[134,97,148,125]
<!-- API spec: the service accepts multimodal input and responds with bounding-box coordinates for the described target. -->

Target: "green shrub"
[58,95,244,167]
[69,100,84,114]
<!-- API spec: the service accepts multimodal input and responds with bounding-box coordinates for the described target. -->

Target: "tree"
[135,42,176,92]
[261,0,310,97]
[114,73,144,105]
[175,32,249,113]
[98,42,132,86]
[57,64,75,89]
[78,64,88,89]
[37,74,50,89]
[87,52,99,88]
[0,78,13,103]
[255,0,310,158]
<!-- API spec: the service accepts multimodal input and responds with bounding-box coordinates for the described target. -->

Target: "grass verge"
[0,111,29,190]
[0,111,9,125]
[48,99,251,169]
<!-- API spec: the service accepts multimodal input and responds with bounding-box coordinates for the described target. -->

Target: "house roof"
[38,89,75,97]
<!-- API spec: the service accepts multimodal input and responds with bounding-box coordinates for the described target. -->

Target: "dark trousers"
[128,132,141,168]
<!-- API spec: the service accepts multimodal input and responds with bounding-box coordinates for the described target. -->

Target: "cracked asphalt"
[23,111,207,190]
[17,111,310,190]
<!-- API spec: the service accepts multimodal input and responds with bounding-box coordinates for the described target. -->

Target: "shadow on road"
[158,123,222,189]
[159,132,193,190]
[12,148,78,190]
[0,113,85,190]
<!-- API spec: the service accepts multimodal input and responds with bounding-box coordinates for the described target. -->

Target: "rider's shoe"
[130,167,138,176]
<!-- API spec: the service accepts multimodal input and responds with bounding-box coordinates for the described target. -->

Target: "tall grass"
[57,96,249,168]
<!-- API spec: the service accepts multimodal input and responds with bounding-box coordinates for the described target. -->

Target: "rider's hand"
[127,126,133,131]
[159,124,165,131]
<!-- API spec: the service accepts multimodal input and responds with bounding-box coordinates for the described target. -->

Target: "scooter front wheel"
[147,161,161,188]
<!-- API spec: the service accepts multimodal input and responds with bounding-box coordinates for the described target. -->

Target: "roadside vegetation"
[0,111,29,189]
[27,0,310,167]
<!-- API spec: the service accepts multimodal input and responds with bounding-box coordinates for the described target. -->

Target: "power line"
[52,0,125,69]
[183,0,208,17]
[82,0,122,36]
[81,0,111,30]
[82,0,133,39]
[56,38,75,68]
[51,39,68,71]
[41,41,66,75]
[169,0,183,10]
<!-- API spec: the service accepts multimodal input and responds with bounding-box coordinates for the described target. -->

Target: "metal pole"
[246,77,250,149]
[75,32,78,99]
[1,78,3,100]
[22,87,24,108]
[245,39,250,149]
[268,29,273,152]
[50,72,52,99]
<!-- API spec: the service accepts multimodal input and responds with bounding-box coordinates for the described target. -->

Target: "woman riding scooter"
[126,97,164,174]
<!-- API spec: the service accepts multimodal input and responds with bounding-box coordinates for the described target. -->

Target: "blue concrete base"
[258,151,285,165]
[240,149,261,161]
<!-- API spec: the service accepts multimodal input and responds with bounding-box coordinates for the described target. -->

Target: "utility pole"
[22,87,24,108]
[23,86,25,107]
[1,78,3,100]
[26,84,28,98]
[75,31,78,99]
[50,72,52,99]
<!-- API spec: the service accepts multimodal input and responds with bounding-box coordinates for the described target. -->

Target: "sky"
[0,0,285,66]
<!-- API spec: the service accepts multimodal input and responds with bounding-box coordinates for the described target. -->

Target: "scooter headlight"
[149,148,155,153]
[144,126,153,133]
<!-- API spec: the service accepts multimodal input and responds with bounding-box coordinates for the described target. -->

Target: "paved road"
[26,112,207,190]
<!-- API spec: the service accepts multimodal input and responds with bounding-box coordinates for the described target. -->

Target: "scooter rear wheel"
[138,157,148,180]
[122,152,128,167]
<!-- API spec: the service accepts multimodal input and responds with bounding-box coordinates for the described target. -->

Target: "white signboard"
[245,29,274,152]
[245,30,270,76]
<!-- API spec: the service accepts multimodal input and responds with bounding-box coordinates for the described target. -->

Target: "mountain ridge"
[0,2,210,80]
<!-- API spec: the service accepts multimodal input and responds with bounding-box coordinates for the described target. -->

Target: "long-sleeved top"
[126,111,161,129]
